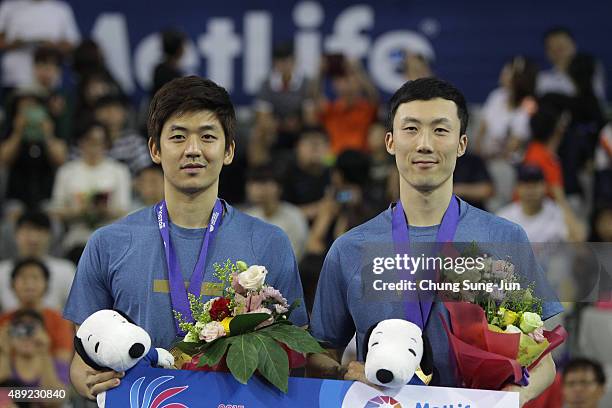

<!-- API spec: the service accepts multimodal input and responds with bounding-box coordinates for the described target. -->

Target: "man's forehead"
[395,99,460,123]
[164,110,222,130]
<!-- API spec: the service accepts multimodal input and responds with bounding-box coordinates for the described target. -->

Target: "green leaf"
[173,340,202,356]
[226,335,259,384]
[199,336,233,367]
[259,324,325,354]
[252,333,289,393]
[229,313,272,335]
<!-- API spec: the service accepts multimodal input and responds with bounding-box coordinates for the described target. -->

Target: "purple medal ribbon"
[155,198,224,336]
[391,194,460,330]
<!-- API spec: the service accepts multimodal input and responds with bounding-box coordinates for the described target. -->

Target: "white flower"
[504,324,522,334]
[237,265,268,291]
[199,321,227,343]
[274,304,289,314]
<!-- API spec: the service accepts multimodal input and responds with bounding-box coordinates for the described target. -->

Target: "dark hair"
[508,56,539,107]
[334,149,370,187]
[11,258,50,285]
[386,77,469,135]
[161,29,185,57]
[543,26,575,42]
[72,39,106,76]
[569,53,596,96]
[136,163,163,177]
[516,164,545,183]
[246,165,281,184]
[530,105,561,143]
[74,119,110,145]
[93,94,128,111]
[16,211,51,230]
[563,358,606,385]
[148,76,236,152]
[299,126,329,143]
[33,46,62,66]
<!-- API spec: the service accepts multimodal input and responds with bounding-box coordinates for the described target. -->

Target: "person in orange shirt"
[0,258,73,364]
[312,54,379,155]
[523,105,569,195]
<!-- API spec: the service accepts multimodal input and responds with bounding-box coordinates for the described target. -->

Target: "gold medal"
[169,347,193,369]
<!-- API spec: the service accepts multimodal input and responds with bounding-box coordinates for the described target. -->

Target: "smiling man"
[307,78,563,406]
[63,76,307,400]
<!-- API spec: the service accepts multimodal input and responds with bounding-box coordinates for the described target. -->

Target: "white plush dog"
[363,319,435,388]
[74,309,175,407]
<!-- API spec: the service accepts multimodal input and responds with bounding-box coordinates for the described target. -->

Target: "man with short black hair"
[64,76,307,400]
[307,77,563,406]
[563,358,606,408]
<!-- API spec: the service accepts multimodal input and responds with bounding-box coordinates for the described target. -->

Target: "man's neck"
[165,181,218,228]
[399,177,454,227]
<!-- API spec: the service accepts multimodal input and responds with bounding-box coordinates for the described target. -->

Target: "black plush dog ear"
[114,309,135,324]
[361,322,378,361]
[74,336,110,372]
[420,335,438,385]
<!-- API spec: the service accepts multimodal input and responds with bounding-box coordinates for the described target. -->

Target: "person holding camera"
[0,91,67,211]
[0,258,73,366]
[0,309,67,407]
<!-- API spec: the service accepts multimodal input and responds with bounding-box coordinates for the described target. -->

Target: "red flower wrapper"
[441,302,567,390]
[181,343,306,372]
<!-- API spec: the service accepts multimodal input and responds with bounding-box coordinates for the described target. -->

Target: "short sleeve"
[63,231,114,325]
[309,241,355,348]
[255,226,309,327]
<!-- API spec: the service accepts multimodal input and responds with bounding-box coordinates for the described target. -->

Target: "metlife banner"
[65,0,611,105]
[104,366,519,408]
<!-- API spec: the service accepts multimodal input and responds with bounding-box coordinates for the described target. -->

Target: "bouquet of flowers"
[439,253,567,390]
[172,260,323,393]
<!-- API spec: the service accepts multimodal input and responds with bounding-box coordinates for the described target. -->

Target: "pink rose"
[199,321,226,343]
[527,327,546,343]
[246,293,265,312]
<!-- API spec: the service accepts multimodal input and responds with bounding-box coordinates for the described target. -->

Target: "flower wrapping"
[441,302,567,390]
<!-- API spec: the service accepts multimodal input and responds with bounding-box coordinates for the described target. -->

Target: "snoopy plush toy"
[363,319,436,389]
[74,309,175,407]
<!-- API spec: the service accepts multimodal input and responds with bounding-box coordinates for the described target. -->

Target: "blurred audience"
[0,258,73,364]
[0,91,67,211]
[151,29,186,97]
[50,120,130,257]
[366,122,398,212]
[0,309,68,402]
[92,94,151,175]
[453,151,494,210]
[537,27,606,104]
[0,211,75,311]
[282,128,331,222]
[254,43,312,151]
[0,0,80,95]
[498,164,586,242]
[562,358,606,408]
[403,52,433,81]
[313,54,379,155]
[131,164,164,212]
[244,165,309,262]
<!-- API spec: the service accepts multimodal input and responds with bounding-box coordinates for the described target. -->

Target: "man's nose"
[415,129,434,153]
[184,135,202,157]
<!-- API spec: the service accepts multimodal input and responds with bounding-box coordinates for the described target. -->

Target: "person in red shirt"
[312,54,379,155]
[523,105,568,195]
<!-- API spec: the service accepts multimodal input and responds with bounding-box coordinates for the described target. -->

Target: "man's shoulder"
[331,210,390,253]
[90,206,156,243]
[460,201,526,242]
[226,205,288,239]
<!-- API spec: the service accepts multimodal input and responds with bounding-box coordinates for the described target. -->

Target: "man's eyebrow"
[169,124,219,132]
[431,117,453,126]
[400,117,422,126]
[400,117,453,126]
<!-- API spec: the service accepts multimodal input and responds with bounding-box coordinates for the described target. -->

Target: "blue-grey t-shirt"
[63,202,308,349]
[310,199,564,387]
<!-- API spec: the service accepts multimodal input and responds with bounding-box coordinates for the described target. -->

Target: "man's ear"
[149,137,161,164]
[361,322,378,361]
[457,134,468,158]
[385,131,395,156]
[224,141,235,166]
